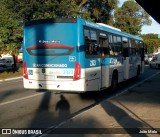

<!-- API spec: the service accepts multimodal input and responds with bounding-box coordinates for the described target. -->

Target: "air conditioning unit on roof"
[96,23,121,31]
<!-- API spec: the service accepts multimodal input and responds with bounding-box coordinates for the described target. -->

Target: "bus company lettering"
[33,63,67,68]
[110,58,122,65]
[39,40,60,44]
[90,60,96,66]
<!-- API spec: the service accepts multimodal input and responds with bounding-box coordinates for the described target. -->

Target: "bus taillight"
[23,61,28,79]
[73,62,81,81]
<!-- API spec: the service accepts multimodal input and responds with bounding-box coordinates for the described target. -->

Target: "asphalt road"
[0,65,159,131]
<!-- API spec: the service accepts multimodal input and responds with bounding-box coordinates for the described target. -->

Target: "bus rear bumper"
[23,78,86,92]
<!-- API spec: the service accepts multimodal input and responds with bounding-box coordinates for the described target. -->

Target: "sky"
[119,0,160,34]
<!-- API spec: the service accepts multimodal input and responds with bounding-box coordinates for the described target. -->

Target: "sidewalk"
[52,73,160,137]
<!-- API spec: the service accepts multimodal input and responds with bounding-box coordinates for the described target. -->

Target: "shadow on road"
[55,95,70,119]
[28,91,71,130]
[101,101,148,137]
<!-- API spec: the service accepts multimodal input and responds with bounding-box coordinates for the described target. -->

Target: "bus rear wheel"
[137,65,140,77]
[111,72,118,92]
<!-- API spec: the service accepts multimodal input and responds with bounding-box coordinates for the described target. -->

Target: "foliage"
[78,0,118,24]
[1,0,159,67]
[5,0,118,23]
[5,0,90,21]
[141,34,160,53]
[0,0,118,54]
[114,0,151,35]
[0,0,22,54]
[141,33,158,39]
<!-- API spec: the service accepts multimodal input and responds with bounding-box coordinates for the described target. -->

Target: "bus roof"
[25,18,77,26]
[24,17,143,41]
[96,23,121,32]
[80,18,143,41]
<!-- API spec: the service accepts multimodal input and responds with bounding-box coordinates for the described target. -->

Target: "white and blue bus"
[23,18,144,92]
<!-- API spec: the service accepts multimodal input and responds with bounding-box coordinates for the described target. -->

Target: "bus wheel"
[137,66,140,77]
[111,72,118,92]
[150,64,152,68]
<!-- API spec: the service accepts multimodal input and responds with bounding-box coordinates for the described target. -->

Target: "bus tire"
[150,64,152,68]
[111,71,118,92]
[137,65,140,77]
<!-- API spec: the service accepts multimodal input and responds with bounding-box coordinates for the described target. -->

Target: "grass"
[0,67,23,80]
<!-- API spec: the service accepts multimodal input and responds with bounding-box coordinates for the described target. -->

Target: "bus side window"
[122,37,129,57]
[130,39,137,56]
[84,29,90,55]
[99,38,109,57]
[113,35,118,55]
[84,28,98,56]
[117,36,123,55]
[109,35,114,56]
[139,41,144,61]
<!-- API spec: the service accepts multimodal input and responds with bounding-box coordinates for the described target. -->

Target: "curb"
[0,76,23,82]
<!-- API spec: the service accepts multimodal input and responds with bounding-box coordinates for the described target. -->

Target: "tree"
[141,34,160,53]
[1,0,119,56]
[5,0,118,23]
[114,0,151,35]
[141,33,158,39]
[0,0,22,69]
[5,0,91,22]
[0,0,22,54]
[76,0,118,24]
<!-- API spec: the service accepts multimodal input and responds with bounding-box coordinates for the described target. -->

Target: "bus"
[23,18,144,92]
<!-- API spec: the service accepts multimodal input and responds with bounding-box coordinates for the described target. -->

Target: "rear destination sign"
[33,64,67,68]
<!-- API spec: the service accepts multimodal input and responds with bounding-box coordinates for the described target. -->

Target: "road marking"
[0,77,22,82]
[0,93,44,106]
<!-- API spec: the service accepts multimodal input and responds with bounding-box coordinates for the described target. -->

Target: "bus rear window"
[26,44,74,56]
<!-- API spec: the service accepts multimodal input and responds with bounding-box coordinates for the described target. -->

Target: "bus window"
[122,37,129,57]
[122,37,128,47]
[135,40,142,55]
[108,35,114,56]
[90,30,98,55]
[113,35,122,56]
[84,28,98,56]
[84,29,91,54]
[129,39,133,55]
[130,39,137,55]
[99,37,109,57]
[139,41,144,60]
[26,44,74,56]
[116,36,123,56]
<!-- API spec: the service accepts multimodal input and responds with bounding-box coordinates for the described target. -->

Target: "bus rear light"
[23,61,28,79]
[73,62,81,81]
[70,19,76,23]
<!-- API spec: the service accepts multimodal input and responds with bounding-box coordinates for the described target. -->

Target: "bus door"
[122,37,129,79]
[99,33,110,89]
[128,39,139,78]
[84,28,101,91]
[111,35,124,82]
